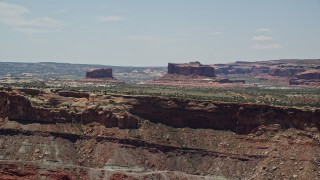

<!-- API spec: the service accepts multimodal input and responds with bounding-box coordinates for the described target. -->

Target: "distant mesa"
[295,69,320,80]
[290,69,320,85]
[81,68,123,84]
[168,61,216,77]
[86,68,113,79]
[147,61,246,87]
[212,59,320,86]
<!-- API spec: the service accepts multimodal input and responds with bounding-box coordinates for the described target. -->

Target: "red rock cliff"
[126,96,319,134]
[168,62,215,77]
[268,67,305,77]
[0,90,137,129]
[1,89,319,134]
[296,70,320,80]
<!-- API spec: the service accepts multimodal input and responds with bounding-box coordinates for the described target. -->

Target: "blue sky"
[0,0,319,66]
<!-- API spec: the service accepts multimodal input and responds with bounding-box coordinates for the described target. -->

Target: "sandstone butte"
[168,61,216,77]
[86,68,113,79]
[81,68,124,84]
[0,88,320,179]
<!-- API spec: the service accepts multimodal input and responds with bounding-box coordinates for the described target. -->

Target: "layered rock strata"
[290,69,320,85]
[125,96,320,134]
[1,89,318,134]
[0,88,320,179]
[168,62,215,77]
[0,90,138,129]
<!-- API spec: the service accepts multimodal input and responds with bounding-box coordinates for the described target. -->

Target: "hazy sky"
[0,0,319,66]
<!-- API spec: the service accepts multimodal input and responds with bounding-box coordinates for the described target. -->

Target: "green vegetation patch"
[70,84,320,108]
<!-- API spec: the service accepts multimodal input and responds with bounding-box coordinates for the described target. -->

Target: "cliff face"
[2,89,318,134]
[0,90,137,129]
[86,68,113,78]
[215,65,253,74]
[268,68,305,77]
[126,96,319,134]
[252,66,271,74]
[1,89,319,134]
[212,60,320,86]
[289,69,320,85]
[296,70,320,80]
[168,62,215,77]
[1,89,320,179]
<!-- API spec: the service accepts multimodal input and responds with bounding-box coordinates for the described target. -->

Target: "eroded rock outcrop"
[86,68,113,78]
[212,60,320,86]
[58,91,89,99]
[168,62,215,77]
[289,69,320,85]
[296,69,320,80]
[214,64,253,74]
[0,90,138,129]
[268,67,305,77]
[126,96,320,134]
[1,89,319,134]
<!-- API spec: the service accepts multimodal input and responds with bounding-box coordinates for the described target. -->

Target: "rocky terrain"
[0,88,320,179]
